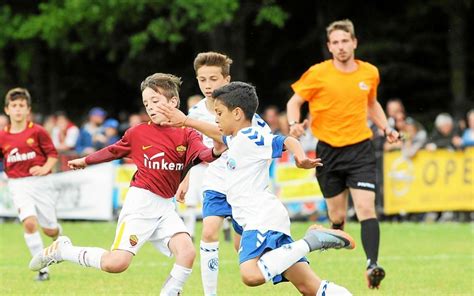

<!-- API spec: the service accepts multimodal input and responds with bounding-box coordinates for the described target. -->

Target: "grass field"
[1,221,473,295]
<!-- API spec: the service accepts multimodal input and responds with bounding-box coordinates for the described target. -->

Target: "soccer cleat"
[303,224,355,252]
[29,236,71,271]
[34,271,50,281]
[366,264,385,289]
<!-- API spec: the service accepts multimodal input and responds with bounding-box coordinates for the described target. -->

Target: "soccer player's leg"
[351,188,384,289]
[200,190,231,296]
[283,262,352,296]
[152,208,194,296]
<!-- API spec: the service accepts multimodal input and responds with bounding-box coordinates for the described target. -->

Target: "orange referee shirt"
[292,59,379,147]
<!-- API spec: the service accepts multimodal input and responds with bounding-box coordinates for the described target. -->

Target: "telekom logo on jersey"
[7,148,36,163]
[143,152,184,171]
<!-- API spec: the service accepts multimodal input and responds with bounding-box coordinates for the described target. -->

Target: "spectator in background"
[51,111,79,152]
[187,94,203,112]
[385,98,405,129]
[462,109,474,147]
[102,118,120,145]
[425,113,462,151]
[401,117,427,158]
[278,111,290,135]
[0,114,8,130]
[0,114,8,171]
[75,107,106,156]
[42,114,57,135]
[263,105,282,134]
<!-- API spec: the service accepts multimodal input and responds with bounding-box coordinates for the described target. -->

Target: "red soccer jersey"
[0,122,58,178]
[85,122,216,198]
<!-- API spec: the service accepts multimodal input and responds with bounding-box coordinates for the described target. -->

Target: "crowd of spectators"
[1,98,472,222]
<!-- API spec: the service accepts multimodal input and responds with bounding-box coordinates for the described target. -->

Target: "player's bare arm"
[175,172,190,203]
[29,157,58,176]
[283,136,323,169]
[68,157,87,170]
[286,93,306,138]
[367,98,400,143]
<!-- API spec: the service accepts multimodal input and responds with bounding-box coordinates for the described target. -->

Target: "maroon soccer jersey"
[85,122,216,198]
[0,122,58,178]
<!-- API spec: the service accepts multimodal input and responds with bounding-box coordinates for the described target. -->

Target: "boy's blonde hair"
[326,19,356,40]
[193,52,233,77]
[4,87,32,107]
[140,73,182,107]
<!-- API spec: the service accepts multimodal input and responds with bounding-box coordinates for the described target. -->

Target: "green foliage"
[255,1,288,28]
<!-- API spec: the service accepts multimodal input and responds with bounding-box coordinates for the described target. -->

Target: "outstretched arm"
[158,103,223,143]
[283,136,323,169]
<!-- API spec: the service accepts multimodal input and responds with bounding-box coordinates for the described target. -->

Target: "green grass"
[1,221,473,295]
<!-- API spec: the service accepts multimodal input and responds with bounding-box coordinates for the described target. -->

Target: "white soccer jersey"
[223,127,291,235]
[188,99,270,194]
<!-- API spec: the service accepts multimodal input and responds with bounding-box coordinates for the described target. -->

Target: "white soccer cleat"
[29,236,71,271]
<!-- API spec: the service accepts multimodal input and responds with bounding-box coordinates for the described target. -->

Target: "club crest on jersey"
[26,138,35,145]
[143,151,184,171]
[176,145,186,153]
[227,158,236,170]
[129,235,138,247]
[358,81,369,91]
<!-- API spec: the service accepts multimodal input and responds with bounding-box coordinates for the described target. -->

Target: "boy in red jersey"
[0,87,60,281]
[30,73,223,295]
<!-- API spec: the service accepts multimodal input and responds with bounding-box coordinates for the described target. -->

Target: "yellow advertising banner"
[384,148,474,214]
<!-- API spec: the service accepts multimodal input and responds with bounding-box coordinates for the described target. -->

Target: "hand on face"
[157,103,187,127]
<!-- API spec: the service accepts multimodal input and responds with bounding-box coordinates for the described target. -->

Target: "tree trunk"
[447,2,469,119]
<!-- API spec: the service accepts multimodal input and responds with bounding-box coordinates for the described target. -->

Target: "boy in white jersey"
[160,82,355,295]
[174,52,270,296]
[30,73,224,296]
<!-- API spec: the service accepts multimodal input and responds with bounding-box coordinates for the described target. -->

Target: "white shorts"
[184,163,207,207]
[8,175,58,229]
[112,187,189,257]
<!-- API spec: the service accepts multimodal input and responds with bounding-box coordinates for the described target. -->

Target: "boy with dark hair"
[159,81,355,295]
[0,87,60,281]
[30,73,224,295]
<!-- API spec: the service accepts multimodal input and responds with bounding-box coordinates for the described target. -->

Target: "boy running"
[160,82,355,295]
[30,73,223,296]
[0,87,60,281]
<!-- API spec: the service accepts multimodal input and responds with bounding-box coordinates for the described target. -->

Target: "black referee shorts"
[316,139,376,198]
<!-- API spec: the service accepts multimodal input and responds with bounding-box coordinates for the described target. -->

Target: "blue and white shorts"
[202,190,243,235]
[239,230,309,284]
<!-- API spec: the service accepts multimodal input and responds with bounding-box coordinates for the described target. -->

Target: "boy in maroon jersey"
[30,73,223,295]
[0,87,60,281]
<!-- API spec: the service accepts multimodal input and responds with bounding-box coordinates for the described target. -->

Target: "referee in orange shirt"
[286,19,399,289]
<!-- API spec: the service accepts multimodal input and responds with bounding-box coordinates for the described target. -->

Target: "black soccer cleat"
[35,271,50,281]
[366,264,385,289]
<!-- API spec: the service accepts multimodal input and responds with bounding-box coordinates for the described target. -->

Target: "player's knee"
[102,257,131,273]
[22,219,38,233]
[240,272,265,287]
[201,227,219,242]
[42,227,58,238]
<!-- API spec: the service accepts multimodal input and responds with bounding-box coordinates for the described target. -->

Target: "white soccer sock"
[160,264,192,296]
[316,280,352,296]
[257,239,310,282]
[24,232,48,273]
[182,208,197,238]
[200,241,219,295]
[60,245,106,270]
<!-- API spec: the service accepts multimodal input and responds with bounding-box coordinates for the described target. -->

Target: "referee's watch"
[289,120,299,127]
